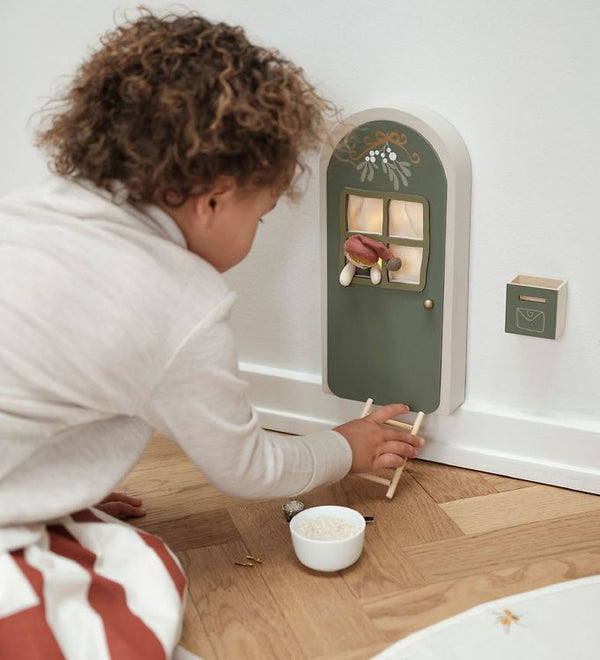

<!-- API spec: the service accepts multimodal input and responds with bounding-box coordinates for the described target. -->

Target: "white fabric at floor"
[173,646,203,660]
[373,576,600,659]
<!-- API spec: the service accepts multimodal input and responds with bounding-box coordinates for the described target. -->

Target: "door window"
[343,188,430,291]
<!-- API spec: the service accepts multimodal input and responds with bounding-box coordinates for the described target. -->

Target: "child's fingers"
[368,403,410,425]
[115,502,146,518]
[97,501,146,519]
[379,439,420,459]
[373,453,408,470]
[116,493,142,506]
[99,491,142,506]
[383,429,425,447]
[96,492,145,519]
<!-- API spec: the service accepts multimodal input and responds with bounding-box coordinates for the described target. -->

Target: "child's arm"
[333,403,424,473]
[140,296,421,500]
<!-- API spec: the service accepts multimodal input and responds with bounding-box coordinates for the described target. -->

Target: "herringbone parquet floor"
[119,432,600,659]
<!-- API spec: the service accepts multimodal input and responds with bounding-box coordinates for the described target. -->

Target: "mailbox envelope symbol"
[516,307,545,333]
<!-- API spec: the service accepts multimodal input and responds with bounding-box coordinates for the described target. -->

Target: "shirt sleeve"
[138,294,353,499]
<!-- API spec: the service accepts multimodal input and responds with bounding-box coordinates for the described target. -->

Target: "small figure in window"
[339,234,402,286]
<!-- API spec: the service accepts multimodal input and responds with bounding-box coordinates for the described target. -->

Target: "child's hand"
[96,492,146,519]
[333,403,425,473]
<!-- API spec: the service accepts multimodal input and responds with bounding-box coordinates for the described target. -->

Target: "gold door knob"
[423,299,435,310]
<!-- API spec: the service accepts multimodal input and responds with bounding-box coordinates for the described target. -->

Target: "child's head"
[36,8,333,208]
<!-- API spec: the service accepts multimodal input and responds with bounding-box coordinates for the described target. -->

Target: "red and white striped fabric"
[0,508,186,659]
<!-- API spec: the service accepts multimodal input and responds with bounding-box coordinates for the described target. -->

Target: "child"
[0,9,424,659]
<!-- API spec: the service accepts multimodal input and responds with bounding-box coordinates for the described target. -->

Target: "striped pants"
[0,508,186,659]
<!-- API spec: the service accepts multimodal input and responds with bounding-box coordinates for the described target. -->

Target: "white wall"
[2,1,599,490]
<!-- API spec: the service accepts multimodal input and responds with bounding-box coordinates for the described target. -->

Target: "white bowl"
[289,505,366,572]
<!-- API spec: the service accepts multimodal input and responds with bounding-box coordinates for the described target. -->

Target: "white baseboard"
[240,362,600,495]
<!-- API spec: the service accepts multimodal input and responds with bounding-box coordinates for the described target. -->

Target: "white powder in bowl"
[294,515,361,540]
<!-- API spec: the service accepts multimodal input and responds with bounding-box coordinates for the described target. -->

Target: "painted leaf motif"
[351,150,414,189]
[399,162,412,176]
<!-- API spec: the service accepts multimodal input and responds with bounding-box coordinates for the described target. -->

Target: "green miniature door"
[325,117,447,413]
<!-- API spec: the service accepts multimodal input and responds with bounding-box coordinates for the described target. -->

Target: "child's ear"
[192,193,217,228]
[193,177,237,227]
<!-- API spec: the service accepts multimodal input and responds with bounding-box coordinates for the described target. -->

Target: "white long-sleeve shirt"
[0,176,351,550]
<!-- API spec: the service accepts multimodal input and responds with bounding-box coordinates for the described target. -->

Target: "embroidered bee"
[494,608,521,633]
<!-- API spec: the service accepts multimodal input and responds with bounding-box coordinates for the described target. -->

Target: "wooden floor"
[119,432,600,659]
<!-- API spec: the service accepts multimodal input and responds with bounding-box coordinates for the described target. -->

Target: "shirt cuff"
[294,429,353,495]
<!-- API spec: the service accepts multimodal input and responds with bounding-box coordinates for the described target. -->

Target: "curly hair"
[35,8,334,206]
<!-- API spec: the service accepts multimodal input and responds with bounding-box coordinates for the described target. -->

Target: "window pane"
[347,195,383,234]
[389,200,424,239]
[388,245,423,284]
